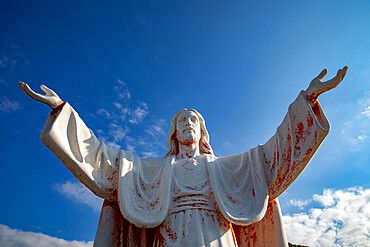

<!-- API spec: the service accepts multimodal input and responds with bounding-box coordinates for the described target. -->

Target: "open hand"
[305,66,348,103]
[18,82,63,109]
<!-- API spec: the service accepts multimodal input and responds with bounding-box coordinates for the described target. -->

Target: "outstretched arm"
[18,82,120,200]
[262,67,348,200]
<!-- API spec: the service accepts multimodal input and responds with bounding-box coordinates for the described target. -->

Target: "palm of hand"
[18,82,63,109]
[306,66,348,102]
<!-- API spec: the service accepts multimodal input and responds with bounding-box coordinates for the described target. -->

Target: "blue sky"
[1,1,369,246]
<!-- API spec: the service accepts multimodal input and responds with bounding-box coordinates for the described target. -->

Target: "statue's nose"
[186,120,195,128]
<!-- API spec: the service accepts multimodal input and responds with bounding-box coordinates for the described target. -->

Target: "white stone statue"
[19,66,348,247]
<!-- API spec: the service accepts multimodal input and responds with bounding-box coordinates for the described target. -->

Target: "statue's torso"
[155,156,237,246]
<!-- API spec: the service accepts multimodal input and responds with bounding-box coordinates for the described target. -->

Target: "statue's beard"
[177,131,200,145]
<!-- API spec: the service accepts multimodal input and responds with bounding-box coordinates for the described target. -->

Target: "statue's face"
[176,110,201,145]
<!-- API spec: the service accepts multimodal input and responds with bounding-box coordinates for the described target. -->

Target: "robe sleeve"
[261,91,330,200]
[40,102,120,200]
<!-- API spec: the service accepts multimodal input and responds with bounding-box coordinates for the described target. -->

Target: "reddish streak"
[227,195,238,204]
[295,122,306,144]
[306,111,314,129]
[165,225,178,241]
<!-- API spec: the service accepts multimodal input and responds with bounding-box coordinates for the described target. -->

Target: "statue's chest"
[172,157,209,194]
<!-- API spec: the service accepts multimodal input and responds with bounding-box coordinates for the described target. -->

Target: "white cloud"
[96,108,111,118]
[357,135,368,141]
[283,187,370,246]
[54,181,103,211]
[339,92,370,148]
[114,79,131,100]
[145,119,166,136]
[287,198,311,209]
[95,129,105,136]
[152,124,165,135]
[108,123,129,142]
[97,82,148,126]
[128,102,149,124]
[112,102,129,122]
[141,151,159,158]
[312,189,337,207]
[361,106,370,117]
[116,79,125,86]
[92,80,168,157]
[113,102,123,111]
[118,91,131,101]
[0,224,93,247]
[0,96,20,112]
[126,144,135,153]
[340,120,352,134]
[106,141,121,149]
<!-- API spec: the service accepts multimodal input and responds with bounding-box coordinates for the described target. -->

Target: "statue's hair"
[165,109,214,157]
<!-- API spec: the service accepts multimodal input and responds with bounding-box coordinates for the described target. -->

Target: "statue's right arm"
[19,82,120,201]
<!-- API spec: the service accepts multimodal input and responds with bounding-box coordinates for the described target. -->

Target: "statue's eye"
[191,116,198,122]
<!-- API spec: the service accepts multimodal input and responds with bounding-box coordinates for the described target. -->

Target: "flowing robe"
[40,91,330,246]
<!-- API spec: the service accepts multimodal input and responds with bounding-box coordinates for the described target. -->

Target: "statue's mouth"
[182,128,195,133]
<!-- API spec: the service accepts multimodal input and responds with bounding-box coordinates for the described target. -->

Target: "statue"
[18,66,348,247]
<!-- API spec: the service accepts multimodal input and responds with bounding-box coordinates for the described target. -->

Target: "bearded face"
[175,110,201,145]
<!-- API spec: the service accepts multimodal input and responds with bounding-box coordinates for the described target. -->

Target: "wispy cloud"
[361,106,370,118]
[128,102,149,124]
[0,96,20,112]
[287,198,311,209]
[141,151,159,158]
[0,56,8,68]
[145,119,166,136]
[53,181,103,211]
[0,54,18,69]
[283,187,370,246]
[339,92,370,149]
[115,79,131,100]
[97,108,111,119]
[93,79,168,155]
[0,224,93,247]
[0,43,29,86]
[108,123,129,143]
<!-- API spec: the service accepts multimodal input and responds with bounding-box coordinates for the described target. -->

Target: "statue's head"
[165,109,214,157]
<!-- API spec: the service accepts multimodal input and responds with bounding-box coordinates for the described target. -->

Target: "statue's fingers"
[316,68,328,80]
[325,69,342,88]
[18,81,36,97]
[40,84,54,96]
[340,66,348,81]
[41,84,60,97]
[18,81,27,92]
[18,82,29,97]
[20,83,47,102]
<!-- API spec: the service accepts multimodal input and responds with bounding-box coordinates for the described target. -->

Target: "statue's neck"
[178,142,200,159]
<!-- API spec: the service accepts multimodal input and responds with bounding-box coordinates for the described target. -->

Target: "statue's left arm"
[262,67,348,200]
